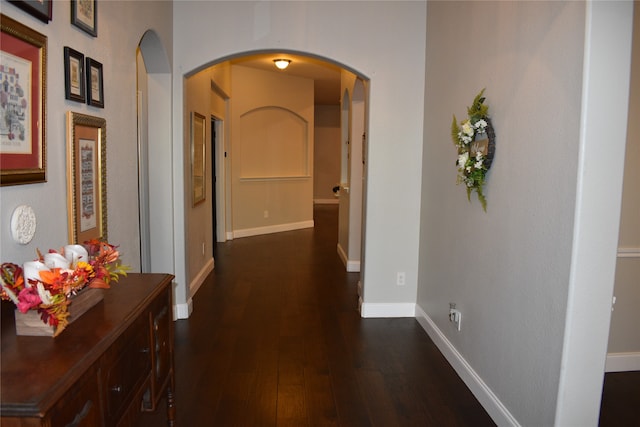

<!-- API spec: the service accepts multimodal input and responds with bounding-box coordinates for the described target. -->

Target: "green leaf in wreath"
[467,88,489,121]
[451,115,459,145]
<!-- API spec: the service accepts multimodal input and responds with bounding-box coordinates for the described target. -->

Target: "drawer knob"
[110,385,122,393]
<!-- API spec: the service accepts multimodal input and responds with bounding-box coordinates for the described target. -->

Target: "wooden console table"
[1,273,176,427]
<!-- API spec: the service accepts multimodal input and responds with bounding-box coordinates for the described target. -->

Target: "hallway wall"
[230,65,314,236]
[313,105,340,204]
[418,1,632,425]
[607,1,640,367]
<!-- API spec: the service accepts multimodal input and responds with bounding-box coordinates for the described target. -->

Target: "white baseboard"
[174,298,193,320]
[226,231,234,241]
[360,302,416,317]
[189,257,214,299]
[337,243,361,272]
[605,352,640,372]
[314,198,339,205]
[233,220,314,239]
[415,305,520,427]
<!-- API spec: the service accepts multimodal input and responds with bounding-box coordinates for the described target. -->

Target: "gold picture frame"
[191,111,205,206]
[66,112,107,243]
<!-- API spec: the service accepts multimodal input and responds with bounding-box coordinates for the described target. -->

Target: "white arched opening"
[136,31,176,303]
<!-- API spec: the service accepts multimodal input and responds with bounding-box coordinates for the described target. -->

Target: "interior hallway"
[137,205,636,426]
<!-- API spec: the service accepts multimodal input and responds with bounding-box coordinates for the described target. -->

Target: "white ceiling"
[229,53,342,105]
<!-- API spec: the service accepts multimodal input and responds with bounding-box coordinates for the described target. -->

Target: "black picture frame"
[86,57,104,108]
[71,0,97,37]
[7,1,52,23]
[64,47,85,103]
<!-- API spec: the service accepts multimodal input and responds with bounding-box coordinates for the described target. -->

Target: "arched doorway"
[136,32,174,276]
[182,51,369,311]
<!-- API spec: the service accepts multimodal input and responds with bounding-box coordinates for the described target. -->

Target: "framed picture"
[71,0,97,37]
[64,47,85,103]
[7,1,52,23]
[66,112,107,243]
[0,14,47,186]
[85,57,103,108]
[191,112,206,206]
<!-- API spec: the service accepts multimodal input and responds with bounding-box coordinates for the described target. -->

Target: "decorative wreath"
[451,89,495,211]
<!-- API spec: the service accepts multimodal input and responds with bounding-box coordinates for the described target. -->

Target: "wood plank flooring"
[138,205,635,426]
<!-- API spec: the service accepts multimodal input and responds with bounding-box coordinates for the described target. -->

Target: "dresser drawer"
[48,366,103,427]
[146,287,173,410]
[102,315,151,423]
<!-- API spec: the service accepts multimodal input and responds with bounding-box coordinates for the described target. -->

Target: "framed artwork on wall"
[0,14,47,186]
[191,112,206,206]
[71,0,97,37]
[66,112,107,243]
[64,47,85,103]
[86,57,103,108]
[7,0,52,23]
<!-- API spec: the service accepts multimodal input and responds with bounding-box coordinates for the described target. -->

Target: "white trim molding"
[337,243,361,272]
[605,352,640,372]
[233,220,314,239]
[174,298,193,320]
[314,198,339,205]
[415,305,520,427]
[189,257,214,298]
[360,302,415,318]
[617,247,640,258]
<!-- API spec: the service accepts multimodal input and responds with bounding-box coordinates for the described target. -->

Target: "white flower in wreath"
[461,121,474,137]
[474,119,488,134]
[457,152,469,170]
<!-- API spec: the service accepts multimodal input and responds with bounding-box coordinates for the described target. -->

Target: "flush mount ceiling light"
[273,59,291,70]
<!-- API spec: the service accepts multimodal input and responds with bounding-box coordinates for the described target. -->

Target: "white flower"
[475,151,483,159]
[466,166,471,173]
[474,160,483,169]
[457,152,469,170]
[474,119,487,133]
[461,121,474,137]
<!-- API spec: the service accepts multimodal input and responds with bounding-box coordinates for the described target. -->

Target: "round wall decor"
[11,205,37,244]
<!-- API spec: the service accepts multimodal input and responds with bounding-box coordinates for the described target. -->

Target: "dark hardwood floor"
[138,204,636,426]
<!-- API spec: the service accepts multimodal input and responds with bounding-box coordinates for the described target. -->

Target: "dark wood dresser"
[1,273,176,427]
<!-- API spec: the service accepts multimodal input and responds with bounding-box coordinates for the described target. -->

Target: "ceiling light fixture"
[273,59,291,70]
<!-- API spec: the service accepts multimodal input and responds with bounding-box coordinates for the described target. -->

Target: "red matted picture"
[0,14,47,186]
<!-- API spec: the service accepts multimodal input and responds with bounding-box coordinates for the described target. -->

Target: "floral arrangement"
[451,89,493,211]
[0,239,129,336]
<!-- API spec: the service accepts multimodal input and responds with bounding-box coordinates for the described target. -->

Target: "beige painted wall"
[184,72,214,289]
[314,105,340,203]
[608,2,640,356]
[230,65,314,234]
[419,2,586,425]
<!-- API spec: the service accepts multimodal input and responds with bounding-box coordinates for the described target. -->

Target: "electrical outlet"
[264,210,269,218]
[396,272,406,286]
[202,242,205,255]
